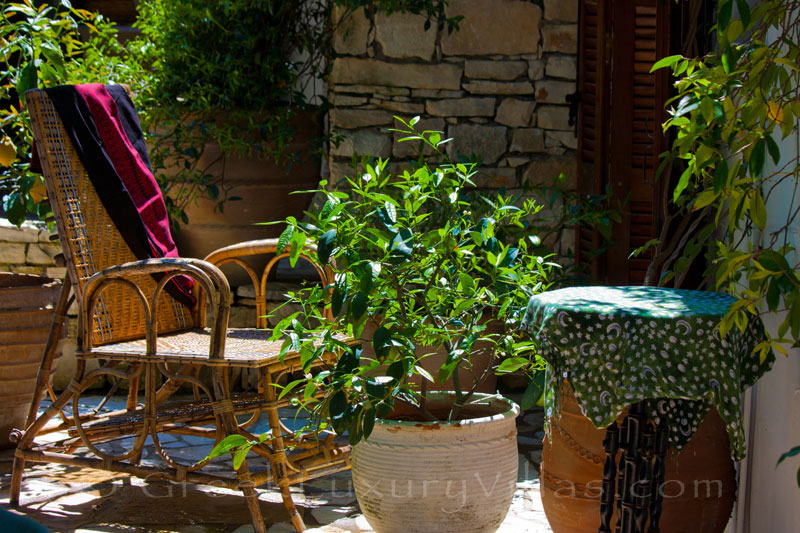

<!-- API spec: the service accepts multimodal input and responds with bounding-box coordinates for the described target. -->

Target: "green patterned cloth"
[521,286,775,460]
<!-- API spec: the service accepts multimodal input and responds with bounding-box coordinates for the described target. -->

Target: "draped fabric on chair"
[30,84,195,307]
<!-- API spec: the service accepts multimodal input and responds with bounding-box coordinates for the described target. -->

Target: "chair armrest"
[81,258,232,358]
[204,238,317,263]
[204,238,332,328]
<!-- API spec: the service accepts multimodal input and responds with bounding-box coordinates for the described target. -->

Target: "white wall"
[732,24,800,529]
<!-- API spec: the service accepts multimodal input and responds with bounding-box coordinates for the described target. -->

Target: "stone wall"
[328,0,579,195]
[0,219,66,279]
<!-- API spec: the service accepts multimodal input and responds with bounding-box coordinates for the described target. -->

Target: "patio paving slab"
[0,394,553,532]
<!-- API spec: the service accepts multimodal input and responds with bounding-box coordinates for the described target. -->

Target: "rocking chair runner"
[9,87,350,533]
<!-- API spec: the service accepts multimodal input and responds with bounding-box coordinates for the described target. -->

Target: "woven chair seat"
[80,328,291,368]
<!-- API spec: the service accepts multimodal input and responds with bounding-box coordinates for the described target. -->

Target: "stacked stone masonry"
[329,0,579,193]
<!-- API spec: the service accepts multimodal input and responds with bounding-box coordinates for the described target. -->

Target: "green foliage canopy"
[650,0,800,361]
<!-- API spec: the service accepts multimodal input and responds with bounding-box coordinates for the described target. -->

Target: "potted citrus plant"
[212,118,553,532]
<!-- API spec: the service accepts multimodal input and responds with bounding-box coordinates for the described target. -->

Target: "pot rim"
[376,391,520,428]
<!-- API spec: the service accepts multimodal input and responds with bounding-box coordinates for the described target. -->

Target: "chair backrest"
[25,88,198,346]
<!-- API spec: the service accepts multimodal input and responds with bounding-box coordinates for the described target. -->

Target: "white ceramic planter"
[351,392,520,533]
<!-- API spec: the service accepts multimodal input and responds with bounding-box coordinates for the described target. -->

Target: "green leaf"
[673,167,692,202]
[717,0,733,31]
[317,229,336,264]
[459,272,475,292]
[390,228,413,257]
[377,203,397,228]
[720,51,731,74]
[454,298,477,315]
[749,190,767,230]
[362,406,376,441]
[233,447,249,469]
[278,379,304,400]
[757,250,792,273]
[700,97,715,124]
[735,0,750,27]
[713,159,729,193]
[650,55,682,72]
[497,357,529,373]
[207,434,248,459]
[349,406,364,445]
[766,278,781,311]
[289,332,300,353]
[16,62,38,99]
[521,372,545,410]
[765,134,781,165]
[365,378,386,398]
[386,360,406,381]
[777,445,800,466]
[329,390,347,418]
[694,190,719,210]
[331,274,347,317]
[277,225,294,253]
[372,326,391,358]
[289,231,307,267]
[414,365,434,383]
[335,345,360,375]
[749,138,766,177]
[789,299,800,340]
[437,358,459,385]
[350,292,368,320]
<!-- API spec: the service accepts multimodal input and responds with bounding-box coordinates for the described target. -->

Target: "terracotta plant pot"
[540,390,736,532]
[170,110,323,286]
[0,273,65,447]
[351,392,519,533]
[359,318,501,394]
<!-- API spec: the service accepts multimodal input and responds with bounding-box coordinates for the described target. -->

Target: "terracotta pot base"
[540,391,736,533]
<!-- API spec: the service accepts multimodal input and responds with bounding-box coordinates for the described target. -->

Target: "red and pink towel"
[31,84,195,308]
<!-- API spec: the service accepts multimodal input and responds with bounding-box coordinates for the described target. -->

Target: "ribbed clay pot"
[171,110,323,286]
[0,273,64,447]
[358,318,501,394]
[351,392,519,533]
[540,390,736,532]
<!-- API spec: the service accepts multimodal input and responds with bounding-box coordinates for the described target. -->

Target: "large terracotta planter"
[351,392,519,533]
[170,110,323,285]
[359,318,501,394]
[540,391,736,532]
[0,273,64,447]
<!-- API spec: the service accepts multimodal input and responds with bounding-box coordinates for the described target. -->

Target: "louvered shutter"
[576,0,609,282]
[576,0,671,285]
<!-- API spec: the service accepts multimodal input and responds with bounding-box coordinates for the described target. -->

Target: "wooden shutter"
[576,0,609,282]
[576,0,671,285]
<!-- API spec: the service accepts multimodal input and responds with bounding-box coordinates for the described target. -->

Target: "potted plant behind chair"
[211,118,555,532]
[128,1,462,282]
[128,0,328,270]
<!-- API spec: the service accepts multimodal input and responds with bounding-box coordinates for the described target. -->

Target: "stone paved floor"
[0,394,552,532]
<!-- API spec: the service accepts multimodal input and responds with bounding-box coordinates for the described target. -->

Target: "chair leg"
[211,367,270,533]
[11,359,87,506]
[9,457,25,507]
[281,485,305,531]
[264,372,306,531]
[238,462,268,533]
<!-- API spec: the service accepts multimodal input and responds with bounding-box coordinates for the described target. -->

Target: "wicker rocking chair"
[8,88,351,532]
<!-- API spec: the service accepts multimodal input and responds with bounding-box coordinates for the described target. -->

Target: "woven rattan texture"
[25,89,196,346]
[81,328,286,367]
